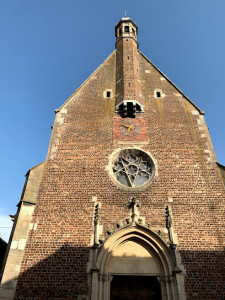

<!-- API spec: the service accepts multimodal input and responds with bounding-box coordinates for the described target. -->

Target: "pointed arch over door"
[90,224,186,300]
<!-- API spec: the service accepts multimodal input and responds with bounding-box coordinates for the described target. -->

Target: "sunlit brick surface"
[11,22,225,300]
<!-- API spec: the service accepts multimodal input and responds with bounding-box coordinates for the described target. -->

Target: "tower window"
[106,91,111,98]
[154,89,164,99]
[119,28,122,36]
[125,26,129,33]
[132,28,135,35]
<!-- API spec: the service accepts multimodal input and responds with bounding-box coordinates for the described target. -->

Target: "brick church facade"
[0,17,225,300]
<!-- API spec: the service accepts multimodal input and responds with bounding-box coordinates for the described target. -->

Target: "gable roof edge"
[55,50,116,113]
[217,162,225,170]
[139,51,205,115]
[25,161,45,177]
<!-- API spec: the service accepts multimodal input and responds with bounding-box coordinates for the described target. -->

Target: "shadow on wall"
[179,249,225,300]
[0,238,7,271]
[0,245,225,299]
[2,245,89,299]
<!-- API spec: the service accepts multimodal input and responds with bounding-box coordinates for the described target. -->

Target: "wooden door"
[110,276,161,300]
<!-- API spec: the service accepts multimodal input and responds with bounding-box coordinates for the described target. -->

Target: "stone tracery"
[112,149,155,187]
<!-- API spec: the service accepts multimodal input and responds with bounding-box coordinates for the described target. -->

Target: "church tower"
[1,17,225,300]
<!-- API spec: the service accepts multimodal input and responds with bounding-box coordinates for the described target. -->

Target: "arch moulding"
[90,223,186,300]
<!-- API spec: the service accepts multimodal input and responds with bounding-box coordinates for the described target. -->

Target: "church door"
[110,275,162,300]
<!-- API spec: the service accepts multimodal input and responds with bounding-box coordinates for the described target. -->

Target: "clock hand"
[121,124,133,131]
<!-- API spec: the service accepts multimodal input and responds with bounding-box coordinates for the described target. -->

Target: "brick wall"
[13,25,225,300]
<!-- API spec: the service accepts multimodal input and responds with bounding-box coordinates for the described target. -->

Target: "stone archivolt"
[90,223,185,300]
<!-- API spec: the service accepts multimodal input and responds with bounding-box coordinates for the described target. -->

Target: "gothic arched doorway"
[90,224,186,300]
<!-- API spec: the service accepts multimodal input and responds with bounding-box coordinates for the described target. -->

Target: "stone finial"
[93,203,100,246]
[165,205,172,229]
[94,203,99,226]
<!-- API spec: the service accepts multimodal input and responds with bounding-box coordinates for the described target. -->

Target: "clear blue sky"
[0,0,225,242]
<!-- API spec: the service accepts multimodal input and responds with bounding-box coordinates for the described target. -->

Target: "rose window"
[112,149,155,188]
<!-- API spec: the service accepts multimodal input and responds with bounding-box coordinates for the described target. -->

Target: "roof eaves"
[139,51,205,115]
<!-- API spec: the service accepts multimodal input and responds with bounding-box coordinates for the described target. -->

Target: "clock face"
[119,120,140,136]
[114,117,148,141]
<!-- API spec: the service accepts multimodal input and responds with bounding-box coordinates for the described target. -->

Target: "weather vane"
[125,10,127,17]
